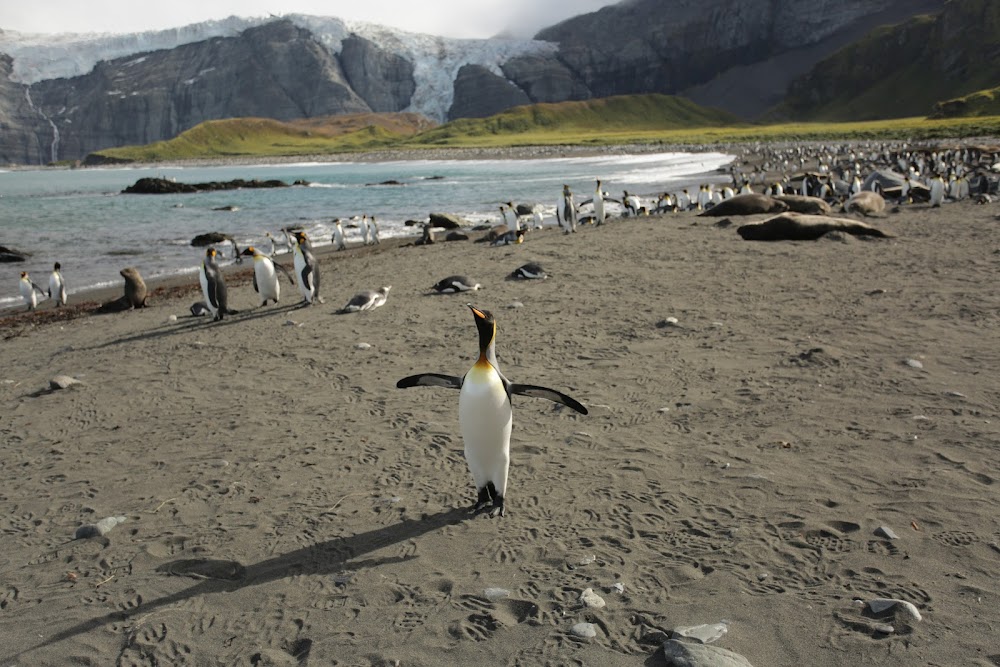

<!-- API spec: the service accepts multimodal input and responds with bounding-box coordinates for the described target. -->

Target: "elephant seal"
[698,194,788,217]
[843,191,887,217]
[737,213,893,241]
[775,194,832,215]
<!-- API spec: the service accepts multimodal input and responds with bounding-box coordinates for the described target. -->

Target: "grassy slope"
[90,113,435,162]
[931,86,1000,118]
[86,95,1000,165]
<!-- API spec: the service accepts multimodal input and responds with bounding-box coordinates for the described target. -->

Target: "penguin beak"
[468,304,486,319]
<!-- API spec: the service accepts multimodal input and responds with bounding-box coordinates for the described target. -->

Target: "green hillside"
[930,86,1000,118]
[772,0,1000,121]
[406,95,743,146]
[87,113,434,163]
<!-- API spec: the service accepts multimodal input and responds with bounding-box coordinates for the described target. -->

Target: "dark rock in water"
[191,232,233,247]
[123,177,292,194]
[404,219,423,227]
[212,205,240,211]
[515,203,537,216]
[424,175,444,181]
[366,179,405,186]
[445,231,469,242]
[0,245,29,262]
[429,212,470,229]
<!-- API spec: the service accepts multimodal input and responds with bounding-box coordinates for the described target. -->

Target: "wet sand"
[1,196,999,665]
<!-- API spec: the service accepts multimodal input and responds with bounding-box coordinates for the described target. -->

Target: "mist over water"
[0,151,733,309]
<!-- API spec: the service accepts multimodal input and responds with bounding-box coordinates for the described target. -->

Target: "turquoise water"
[0,151,733,309]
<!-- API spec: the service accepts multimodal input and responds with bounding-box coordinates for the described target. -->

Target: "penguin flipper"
[396,373,463,390]
[252,273,259,294]
[508,383,588,415]
[273,262,295,285]
[32,282,47,297]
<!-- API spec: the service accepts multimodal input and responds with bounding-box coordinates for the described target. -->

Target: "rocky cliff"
[0,1,959,165]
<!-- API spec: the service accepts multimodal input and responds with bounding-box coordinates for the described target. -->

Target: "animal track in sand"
[933,530,980,547]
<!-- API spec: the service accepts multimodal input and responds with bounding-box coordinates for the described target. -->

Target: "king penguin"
[48,262,67,307]
[560,185,577,233]
[396,305,587,517]
[593,179,606,225]
[198,247,231,321]
[292,231,322,305]
[332,219,346,251]
[19,271,46,311]
[241,245,292,306]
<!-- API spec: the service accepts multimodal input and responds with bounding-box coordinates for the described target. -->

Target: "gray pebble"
[484,587,510,601]
[875,526,898,540]
[508,301,524,309]
[571,622,597,639]
[610,582,625,594]
[355,343,372,350]
[579,587,606,609]
[873,623,895,634]
[50,375,82,390]
[662,639,754,667]
[75,515,126,539]
[904,359,923,369]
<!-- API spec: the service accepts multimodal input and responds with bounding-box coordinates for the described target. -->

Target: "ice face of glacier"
[0,14,557,122]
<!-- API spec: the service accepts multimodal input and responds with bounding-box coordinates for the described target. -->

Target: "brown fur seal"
[698,194,788,217]
[737,213,893,241]
[775,194,832,215]
[121,267,148,308]
[843,190,886,217]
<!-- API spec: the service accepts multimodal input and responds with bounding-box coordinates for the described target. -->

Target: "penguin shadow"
[16,507,469,660]
[81,300,306,350]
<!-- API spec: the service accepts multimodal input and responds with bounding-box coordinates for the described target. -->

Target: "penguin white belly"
[459,364,513,496]
[20,281,36,309]
[255,259,279,303]
[198,266,217,317]
[293,250,313,302]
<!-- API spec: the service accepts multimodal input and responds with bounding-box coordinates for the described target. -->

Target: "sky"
[0,1,614,39]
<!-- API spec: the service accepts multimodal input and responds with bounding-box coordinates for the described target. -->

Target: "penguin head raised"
[205,247,217,260]
[468,304,498,367]
[241,245,257,257]
[20,271,28,279]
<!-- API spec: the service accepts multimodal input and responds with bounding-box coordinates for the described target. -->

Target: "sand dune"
[1,199,998,666]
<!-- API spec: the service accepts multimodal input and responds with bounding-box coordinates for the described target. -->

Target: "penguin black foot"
[473,486,491,512]
[489,497,505,518]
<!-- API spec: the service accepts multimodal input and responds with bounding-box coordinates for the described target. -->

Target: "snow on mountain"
[0,14,557,122]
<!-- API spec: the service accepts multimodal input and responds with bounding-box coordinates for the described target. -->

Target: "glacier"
[0,14,558,122]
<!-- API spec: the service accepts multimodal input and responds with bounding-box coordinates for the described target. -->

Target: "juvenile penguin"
[397,305,587,517]
[432,275,482,293]
[292,231,322,305]
[338,285,391,313]
[48,262,67,307]
[198,247,230,321]
[19,271,46,311]
[241,245,292,307]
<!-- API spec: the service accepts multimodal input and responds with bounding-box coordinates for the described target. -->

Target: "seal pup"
[507,262,547,280]
[338,286,391,313]
[120,267,148,309]
[19,271,46,311]
[396,305,587,517]
[48,262,67,307]
[432,276,481,293]
[292,231,322,305]
[843,190,887,217]
[241,245,293,307]
[199,247,231,321]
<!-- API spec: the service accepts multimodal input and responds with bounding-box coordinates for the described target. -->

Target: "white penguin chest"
[459,364,512,452]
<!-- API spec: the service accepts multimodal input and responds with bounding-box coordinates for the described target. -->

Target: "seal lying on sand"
[843,191,887,217]
[97,266,148,313]
[737,213,893,241]
[698,194,788,217]
[775,194,832,215]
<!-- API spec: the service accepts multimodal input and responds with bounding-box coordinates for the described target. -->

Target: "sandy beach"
[1,192,999,665]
